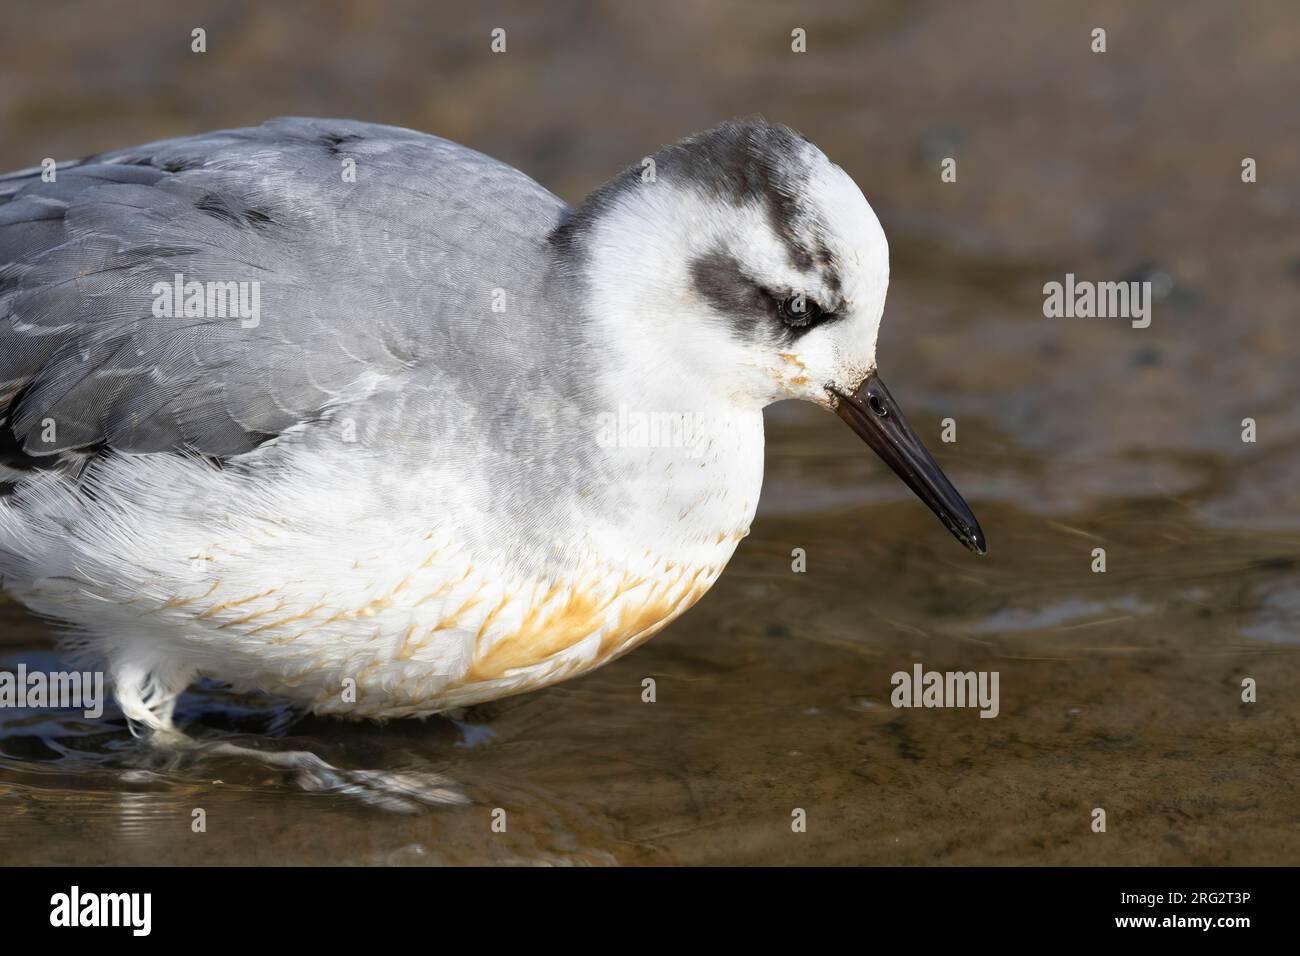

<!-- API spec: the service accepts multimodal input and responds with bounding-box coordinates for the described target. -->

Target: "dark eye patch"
[689,250,773,322]
[689,248,839,341]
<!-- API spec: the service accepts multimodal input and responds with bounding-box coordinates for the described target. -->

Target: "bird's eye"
[777,295,827,328]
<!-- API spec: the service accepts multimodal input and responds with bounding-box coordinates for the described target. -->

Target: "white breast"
[0,404,766,718]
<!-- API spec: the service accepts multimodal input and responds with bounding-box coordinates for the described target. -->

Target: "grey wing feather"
[0,117,568,463]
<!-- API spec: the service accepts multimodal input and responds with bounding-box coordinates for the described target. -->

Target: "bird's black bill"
[831,370,986,555]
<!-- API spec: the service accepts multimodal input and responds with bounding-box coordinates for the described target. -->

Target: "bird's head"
[555,119,984,554]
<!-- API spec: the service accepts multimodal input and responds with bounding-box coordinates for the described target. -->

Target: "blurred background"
[0,0,1297,865]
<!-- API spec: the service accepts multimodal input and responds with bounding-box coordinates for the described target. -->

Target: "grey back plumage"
[0,117,572,464]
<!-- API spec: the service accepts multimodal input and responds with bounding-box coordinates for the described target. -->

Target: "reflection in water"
[1242,580,1300,645]
[967,597,1154,634]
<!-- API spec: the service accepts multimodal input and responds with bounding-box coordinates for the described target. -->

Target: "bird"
[0,117,984,781]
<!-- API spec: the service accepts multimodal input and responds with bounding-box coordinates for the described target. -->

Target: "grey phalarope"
[0,118,984,765]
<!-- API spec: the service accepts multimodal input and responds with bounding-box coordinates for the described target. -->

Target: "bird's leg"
[111,664,468,812]
[133,722,470,813]
[111,657,194,739]
[188,738,470,812]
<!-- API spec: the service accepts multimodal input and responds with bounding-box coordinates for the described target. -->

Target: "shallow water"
[3,399,1296,865]
[1,0,1298,864]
